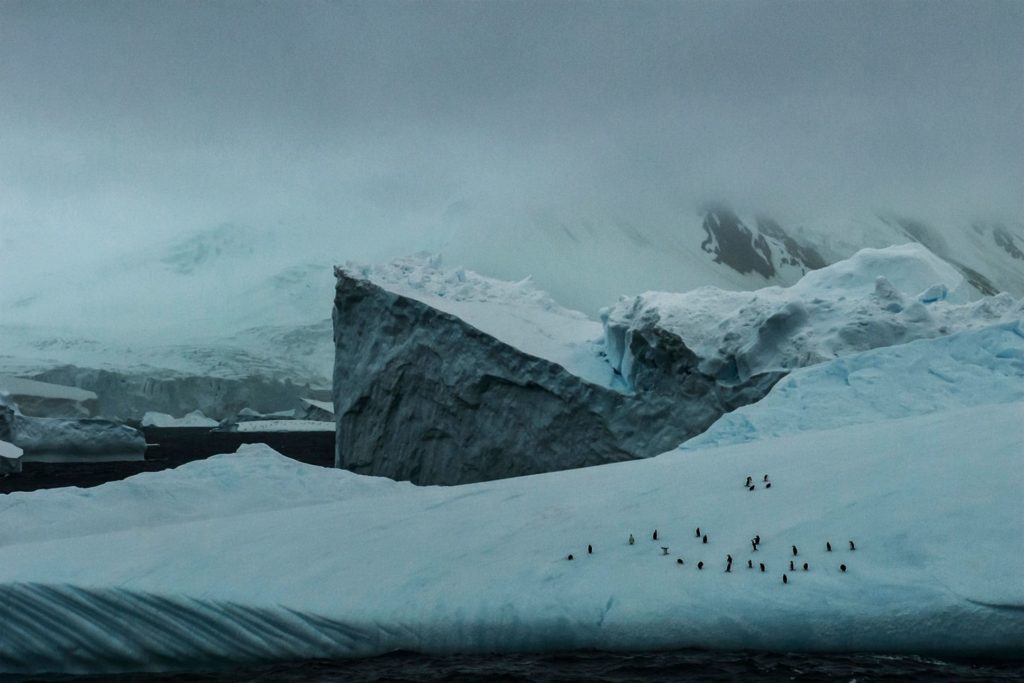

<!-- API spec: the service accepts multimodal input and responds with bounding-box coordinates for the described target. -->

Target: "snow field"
[0,398,1021,673]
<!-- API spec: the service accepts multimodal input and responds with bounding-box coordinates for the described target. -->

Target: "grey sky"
[1,0,1021,272]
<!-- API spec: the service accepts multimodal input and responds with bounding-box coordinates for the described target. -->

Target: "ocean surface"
[9,651,1024,683]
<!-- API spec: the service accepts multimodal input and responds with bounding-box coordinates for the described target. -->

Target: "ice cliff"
[332,256,782,485]
[333,247,1020,485]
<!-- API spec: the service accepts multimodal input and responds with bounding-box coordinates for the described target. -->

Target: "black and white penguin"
[759,563,765,572]
[629,534,635,545]
[849,541,856,551]
[745,476,753,487]
[765,482,772,489]
[653,529,658,541]
[789,560,795,571]
[695,527,701,538]
[698,561,704,570]
[725,561,732,573]
[568,554,574,561]
[748,485,755,491]
[802,562,808,571]
[783,574,788,584]
[588,544,593,555]
[763,474,769,482]
[751,539,758,552]
[748,559,753,569]
[840,564,847,572]
[826,541,832,552]
[754,535,761,545]
[677,558,684,565]
[792,545,798,556]
[727,554,733,563]
[702,534,708,544]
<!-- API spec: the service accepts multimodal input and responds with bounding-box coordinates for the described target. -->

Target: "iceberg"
[0,322,1021,675]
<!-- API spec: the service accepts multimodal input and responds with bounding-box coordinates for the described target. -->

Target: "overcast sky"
[1,0,1021,271]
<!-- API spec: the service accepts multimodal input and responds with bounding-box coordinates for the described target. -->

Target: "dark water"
[10,651,1024,683]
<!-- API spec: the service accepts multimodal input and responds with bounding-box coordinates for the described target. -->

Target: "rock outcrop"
[332,262,783,485]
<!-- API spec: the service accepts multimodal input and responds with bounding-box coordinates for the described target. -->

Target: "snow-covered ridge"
[339,253,616,389]
[603,244,1023,388]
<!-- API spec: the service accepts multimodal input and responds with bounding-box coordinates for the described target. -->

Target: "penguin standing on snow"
[763,474,769,483]
[629,534,635,545]
[751,539,758,552]
[697,561,704,570]
[567,554,574,561]
[840,564,847,572]
[849,540,856,551]
[702,534,708,544]
[792,545,798,556]
[588,544,593,555]
[747,559,753,569]
[759,563,766,572]
[826,541,832,552]
[803,562,808,571]
[783,574,788,584]
[745,476,753,487]
[766,482,772,489]
[748,485,755,491]
[653,529,658,541]
[695,527,701,538]
[789,560,795,571]
[754,535,761,545]
[677,558,684,565]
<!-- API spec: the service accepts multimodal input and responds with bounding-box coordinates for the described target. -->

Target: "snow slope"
[1,324,1021,674]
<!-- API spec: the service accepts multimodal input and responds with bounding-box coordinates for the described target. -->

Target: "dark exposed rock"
[700,206,775,279]
[992,224,1024,261]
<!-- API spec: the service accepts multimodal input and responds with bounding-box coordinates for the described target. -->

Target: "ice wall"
[331,265,783,485]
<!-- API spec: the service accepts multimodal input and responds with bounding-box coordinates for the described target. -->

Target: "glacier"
[0,320,1021,674]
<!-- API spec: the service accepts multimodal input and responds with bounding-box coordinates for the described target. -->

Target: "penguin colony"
[561,472,859,588]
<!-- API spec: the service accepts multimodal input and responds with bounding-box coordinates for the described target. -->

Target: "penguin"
[725,561,732,573]
[695,527,701,538]
[568,554,574,561]
[653,529,658,541]
[754,535,761,545]
[727,554,733,563]
[759,563,765,572]
[745,476,752,487]
[763,474,769,482]
[840,564,847,572]
[629,534,635,546]
[747,559,753,569]
[661,546,670,556]
[849,540,856,551]
[802,562,808,571]
[677,558,684,565]
[702,534,708,544]
[783,574,788,584]
[751,539,758,552]
[792,545,798,556]
[697,561,704,570]
[826,542,832,552]
[789,560,795,571]
[765,482,771,489]
[748,485,755,491]
[588,544,593,555]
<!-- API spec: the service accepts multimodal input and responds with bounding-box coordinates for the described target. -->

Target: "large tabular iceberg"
[1,319,1021,674]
